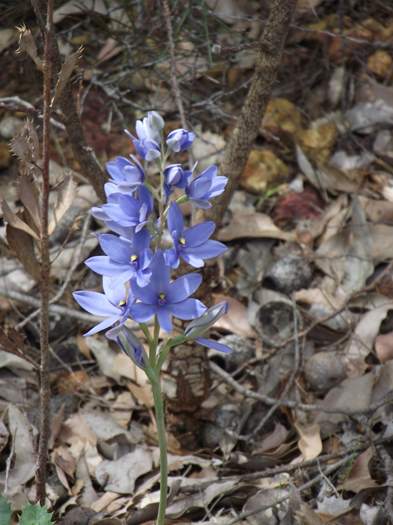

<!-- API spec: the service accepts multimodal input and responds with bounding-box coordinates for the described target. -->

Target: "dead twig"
[209,361,393,416]
[162,0,187,130]
[36,0,53,505]
[208,0,296,226]
[0,285,100,326]
[227,453,356,524]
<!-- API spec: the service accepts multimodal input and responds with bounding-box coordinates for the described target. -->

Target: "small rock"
[263,255,313,295]
[255,300,301,346]
[58,507,97,525]
[202,404,241,449]
[0,116,23,140]
[212,334,255,371]
[304,351,346,392]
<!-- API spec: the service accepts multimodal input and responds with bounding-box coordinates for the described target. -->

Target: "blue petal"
[157,308,172,332]
[148,252,171,294]
[102,276,127,306]
[129,302,156,323]
[183,221,215,247]
[196,337,231,353]
[85,256,130,277]
[99,234,132,263]
[170,298,206,320]
[131,279,157,304]
[84,316,120,336]
[181,252,204,268]
[166,273,202,303]
[184,240,227,260]
[73,291,120,317]
[168,202,184,237]
[164,248,180,269]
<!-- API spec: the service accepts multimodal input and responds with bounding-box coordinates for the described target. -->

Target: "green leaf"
[0,495,12,525]
[19,504,53,525]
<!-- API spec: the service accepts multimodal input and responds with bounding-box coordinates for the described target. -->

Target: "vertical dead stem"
[162,0,187,131]
[207,0,297,226]
[36,0,53,505]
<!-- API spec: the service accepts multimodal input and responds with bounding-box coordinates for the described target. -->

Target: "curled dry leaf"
[96,448,152,494]
[375,331,393,363]
[241,149,289,194]
[340,448,377,493]
[6,224,41,281]
[16,25,42,70]
[48,176,77,235]
[218,212,295,242]
[295,421,322,460]
[52,48,83,107]
[344,303,393,377]
[1,200,39,240]
[0,405,35,496]
[18,177,40,228]
[212,294,256,338]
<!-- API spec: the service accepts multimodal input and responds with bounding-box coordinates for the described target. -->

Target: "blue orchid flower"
[85,230,153,287]
[106,155,144,192]
[125,111,164,161]
[163,164,191,199]
[73,277,131,336]
[130,252,206,332]
[186,165,227,208]
[165,202,227,268]
[166,128,195,152]
[91,185,153,235]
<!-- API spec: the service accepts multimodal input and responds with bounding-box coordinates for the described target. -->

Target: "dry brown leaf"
[241,149,289,194]
[97,38,122,63]
[0,405,35,497]
[296,121,337,164]
[218,212,295,242]
[262,98,302,136]
[341,448,377,493]
[48,176,77,235]
[367,50,393,78]
[52,48,83,107]
[10,119,40,165]
[18,177,40,228]
[2,200,39,240]
[212,294,256,338]
[16,25,42,70]
[295,422,322,460]
[6,224,40,281]
[375,331,393,363]
[96,448,152,494]
[344,303,393,377]
[360,197,393,224]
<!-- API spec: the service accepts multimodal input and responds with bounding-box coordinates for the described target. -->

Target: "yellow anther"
[159,292,166,300]
[179,237,186,245]
[130,254,138,262]
[118,299,126,307]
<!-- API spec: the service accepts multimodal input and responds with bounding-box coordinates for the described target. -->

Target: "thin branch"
[228,453,356,524]
[0,285,100,324]
[209,361,393,416]
[208,0,297,225]
[16,214,92,329]
[36,0,53,505]
[162,0,187,130]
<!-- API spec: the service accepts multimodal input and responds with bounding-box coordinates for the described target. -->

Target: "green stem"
[150,373,168,525]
